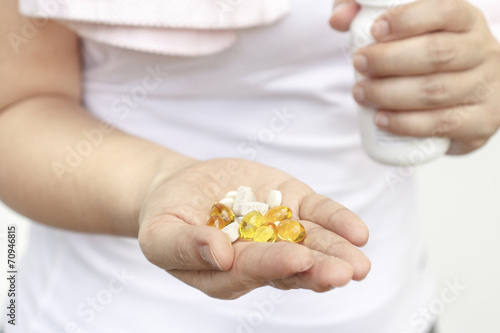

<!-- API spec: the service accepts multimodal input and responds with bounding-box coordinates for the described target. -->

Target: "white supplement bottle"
[351,0,451,166]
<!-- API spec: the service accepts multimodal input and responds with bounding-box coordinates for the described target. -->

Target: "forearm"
[0,95,195,237]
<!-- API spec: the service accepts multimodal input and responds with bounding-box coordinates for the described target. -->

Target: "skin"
[331,0,500,155]
[0,1,370,300]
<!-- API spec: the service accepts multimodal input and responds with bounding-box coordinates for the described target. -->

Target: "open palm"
[138,158,371,299]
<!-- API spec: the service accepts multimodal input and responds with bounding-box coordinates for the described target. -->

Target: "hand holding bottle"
[331,0,500,156]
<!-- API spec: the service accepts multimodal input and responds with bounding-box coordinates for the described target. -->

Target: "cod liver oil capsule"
[239,211,264,240]
[206,215,230,230]
[253,223,278,243]
[210,203,235,223]
[277,220,306,243]
[263,206,292,223]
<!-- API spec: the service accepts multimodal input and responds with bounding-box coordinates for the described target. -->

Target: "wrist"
[132,151,198,236]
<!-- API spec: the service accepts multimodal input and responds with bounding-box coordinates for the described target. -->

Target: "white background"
[0,133,499,332]
[416,132,500,333]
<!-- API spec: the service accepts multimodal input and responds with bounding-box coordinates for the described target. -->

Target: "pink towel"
[18,0,500,56]
[18,0,291,56]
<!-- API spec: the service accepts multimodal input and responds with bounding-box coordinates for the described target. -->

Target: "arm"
[0,1,194,237]
[0,1,370,299]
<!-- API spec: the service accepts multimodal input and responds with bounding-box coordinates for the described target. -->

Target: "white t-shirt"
[8,1,499,332]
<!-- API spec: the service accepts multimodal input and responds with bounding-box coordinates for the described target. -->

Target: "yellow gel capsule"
[210,203,235,223]
[277,220,306,243]
[253,223,278,243]
[206,215,229,230]
[239,211,264,240]
[263,206,292,223]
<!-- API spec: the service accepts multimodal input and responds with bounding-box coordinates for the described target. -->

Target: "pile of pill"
[206,186,306,244]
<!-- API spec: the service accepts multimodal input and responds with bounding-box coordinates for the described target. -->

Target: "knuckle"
[438,0,464,22]
[300,194,329,218]
[305,228,329,252]
[435,109,462,135]
[474,73,500,102]
[170,245,191,268]
[421,76,450,106]
[328,207,352,224]
[311,196,333,212]
[322,239,346,257]
[427,34,456,69]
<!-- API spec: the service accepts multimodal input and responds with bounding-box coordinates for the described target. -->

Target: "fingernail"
[353,86,365,103]
[353,54,368,73]
[375,112,390,128]
[371,19,389,39]
[200,245,222,270]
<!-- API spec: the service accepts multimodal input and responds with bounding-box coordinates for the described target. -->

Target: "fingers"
[301,221,371,281]
[138,218,235,271]
[355,32,485,77]
[329,0,360,32]
[372,0,478,42]
[348,0,500,156]
[169,241,315,299]
[354,71,489,111]
[298,193,369,247]
[171,242,357,299]
[374,104,496,141]
[139,182,371,299]
[377,105,493,155]
[357,69,500,155]
[234,241,314,282]
[270,251,355,292]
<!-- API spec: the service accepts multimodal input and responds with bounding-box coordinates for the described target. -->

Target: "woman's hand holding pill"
[331,0,500,155]
[137,158,370,299]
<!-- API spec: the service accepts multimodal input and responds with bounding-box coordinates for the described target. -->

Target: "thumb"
[330,0,360,32]
[139,218,235,271]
